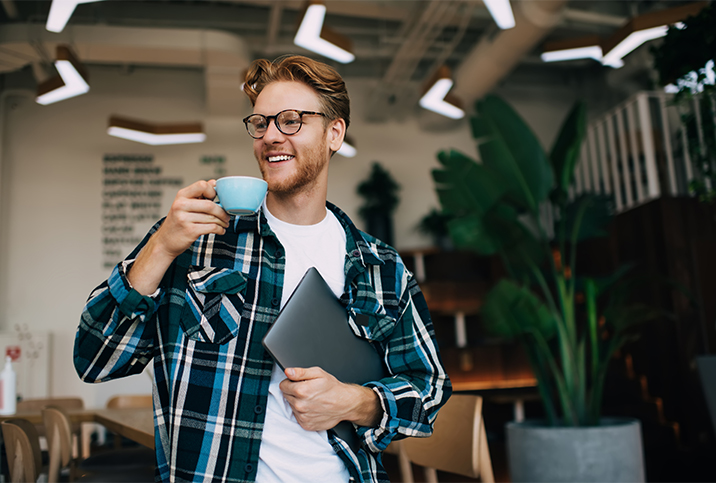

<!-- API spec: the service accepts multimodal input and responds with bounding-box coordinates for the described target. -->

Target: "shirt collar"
[230,202,384,268]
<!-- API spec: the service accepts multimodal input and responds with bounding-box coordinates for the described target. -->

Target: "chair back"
[106,394,153,409]
[41,406,75,483]
[17,397,84,412]
[17,397,84,438]
[1,419,42,483]
[400,394,494,482]
[697,355,716,436]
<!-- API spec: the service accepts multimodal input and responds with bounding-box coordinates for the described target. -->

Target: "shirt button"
[275,249,283,258]
[244,463,253,473]
[254,405,263,414]
[352,249,360,257]
[271,298,280,306]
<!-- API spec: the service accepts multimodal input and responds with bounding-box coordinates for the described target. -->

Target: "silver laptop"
[262,267,386,451]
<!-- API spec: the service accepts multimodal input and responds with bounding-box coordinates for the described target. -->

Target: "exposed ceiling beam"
[220,0,411,22]
[0,0,17,19]
[266,2,283,50]
[453,0,569,106]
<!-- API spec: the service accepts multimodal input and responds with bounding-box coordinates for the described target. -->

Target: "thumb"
[285,367,305,381]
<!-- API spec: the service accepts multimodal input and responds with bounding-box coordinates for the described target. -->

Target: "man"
[75,55,451,483]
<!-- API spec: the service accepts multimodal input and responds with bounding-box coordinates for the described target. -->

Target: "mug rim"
[216,175,267,186]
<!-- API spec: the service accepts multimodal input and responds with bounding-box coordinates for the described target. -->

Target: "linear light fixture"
[294,0,355,64]
[107,116,206,145]
[419,66,465,120]
[337,136,356,158]
[541,36,603,63]
[601,2,706,68]
[602,26,667,68]
[36,45,90,105]
[483,0,515,30]
[46,0,104,33]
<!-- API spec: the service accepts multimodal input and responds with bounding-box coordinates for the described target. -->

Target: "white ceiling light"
[541,36,604,63]
[483,0,516,30]
[107,116,206,146]
[36,45,90,105]
[542,45,603,63]
[46,0,104,33]
[601,26,668,68]
[419,66,465,120]
[294,1,355,64]
[601,2,707,69]
[337,138,357,158]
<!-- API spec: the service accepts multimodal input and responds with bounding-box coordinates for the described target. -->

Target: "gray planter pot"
[507,418,645,482]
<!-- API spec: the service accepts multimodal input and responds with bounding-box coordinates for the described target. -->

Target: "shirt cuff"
[357,383,400,453]
[108,259,162,321]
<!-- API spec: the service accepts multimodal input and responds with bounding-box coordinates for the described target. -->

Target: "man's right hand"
[152,180,230,259]
[127,180,231,295]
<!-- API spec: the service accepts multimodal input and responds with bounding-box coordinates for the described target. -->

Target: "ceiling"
[0,0,693,119]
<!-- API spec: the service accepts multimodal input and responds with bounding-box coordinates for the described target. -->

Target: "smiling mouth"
[267,155,294,163]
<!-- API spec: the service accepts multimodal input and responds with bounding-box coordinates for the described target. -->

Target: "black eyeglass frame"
[242,109,326,139]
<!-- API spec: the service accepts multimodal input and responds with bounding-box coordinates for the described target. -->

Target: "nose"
[262,119,285,144]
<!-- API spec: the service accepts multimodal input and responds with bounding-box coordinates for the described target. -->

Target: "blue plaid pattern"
[75,202,451,482]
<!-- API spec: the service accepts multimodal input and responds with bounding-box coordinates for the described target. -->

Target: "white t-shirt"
[256,202,350,483]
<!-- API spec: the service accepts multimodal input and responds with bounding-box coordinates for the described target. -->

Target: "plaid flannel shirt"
[75,202,451,483]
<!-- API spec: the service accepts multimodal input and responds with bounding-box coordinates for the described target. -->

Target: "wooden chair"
[1,419,43,483]
[17,397,86,457]
[697,355,716,437]
[105,395,152,410]
[41,405,155,483]
[41,406,78,483]
[105,394,152,448]
[390,394,495,482]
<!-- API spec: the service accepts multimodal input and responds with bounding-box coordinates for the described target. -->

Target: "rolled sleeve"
[109,259,163,322]
[357,280,452,454]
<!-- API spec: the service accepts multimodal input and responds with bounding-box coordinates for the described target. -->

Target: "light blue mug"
[215,176,268,216]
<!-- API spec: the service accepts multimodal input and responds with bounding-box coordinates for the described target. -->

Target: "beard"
[259,138,330,196]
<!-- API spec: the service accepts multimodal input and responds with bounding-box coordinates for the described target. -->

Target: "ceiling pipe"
[452,0,568,107]
[0,25,250,116]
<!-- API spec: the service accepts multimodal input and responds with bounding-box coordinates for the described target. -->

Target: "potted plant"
[415,208,453,250]
[431,95,662,482]
[357,162,401,246]
[651,3,715,203]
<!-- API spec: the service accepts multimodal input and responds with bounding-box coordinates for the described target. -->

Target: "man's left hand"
[280,366,381,432]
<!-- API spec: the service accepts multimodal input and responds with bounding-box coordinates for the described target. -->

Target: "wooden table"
[91,408,154,449]
[0,408,154,450]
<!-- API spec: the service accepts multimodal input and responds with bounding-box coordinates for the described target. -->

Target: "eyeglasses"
[242,109,326,139]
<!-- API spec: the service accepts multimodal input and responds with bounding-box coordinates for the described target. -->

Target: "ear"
[326,118,347,153]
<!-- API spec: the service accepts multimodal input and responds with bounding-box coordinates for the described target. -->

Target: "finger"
[179,180,218,201]
[175,199,230,226]
[285,366,323,381]
[279,379,297,397]
[185,213,230,229]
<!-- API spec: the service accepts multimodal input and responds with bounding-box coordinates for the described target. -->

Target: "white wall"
[0,63,578,408]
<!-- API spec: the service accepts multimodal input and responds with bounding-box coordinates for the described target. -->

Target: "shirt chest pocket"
[180,266,248,345]
[347,308,398,343]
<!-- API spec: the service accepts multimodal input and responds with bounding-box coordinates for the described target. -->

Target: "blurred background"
[0,1,714,481]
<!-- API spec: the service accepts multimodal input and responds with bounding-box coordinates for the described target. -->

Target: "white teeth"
[267,155,294,162]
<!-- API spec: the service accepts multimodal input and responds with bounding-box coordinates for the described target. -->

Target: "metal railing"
[571,91,714,213]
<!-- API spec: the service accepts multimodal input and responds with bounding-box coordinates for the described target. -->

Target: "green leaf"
[447,215,500,254]
[603,304,669,333]
[470,116,491,140]
[487,204,546,269]
[482,279,558,340]
[561,194,614,242]
[474,95,553,212]
[587,263,637,298]
[550,101,587,196]
[432,149,506,217]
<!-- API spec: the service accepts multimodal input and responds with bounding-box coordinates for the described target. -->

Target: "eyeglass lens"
[246,110,303,138]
